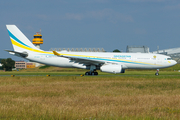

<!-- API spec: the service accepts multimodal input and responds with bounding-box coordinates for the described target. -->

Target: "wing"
[53,51,104,65]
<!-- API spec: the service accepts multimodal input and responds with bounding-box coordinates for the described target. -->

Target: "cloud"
[57,9,133,23]
[35,9,133,23]
[64,13,83,20]
[87,9,133,23]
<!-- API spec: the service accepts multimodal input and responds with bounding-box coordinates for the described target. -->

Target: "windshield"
[167,58,172,60]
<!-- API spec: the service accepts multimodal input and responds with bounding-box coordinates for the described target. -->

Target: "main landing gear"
[85,71,98,75]
[155,69,159,76]
[85,65,98,76]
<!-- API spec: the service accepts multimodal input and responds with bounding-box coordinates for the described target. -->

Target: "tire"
[85,72,89,75]
[155,73,159,76]
[94,72,98,75]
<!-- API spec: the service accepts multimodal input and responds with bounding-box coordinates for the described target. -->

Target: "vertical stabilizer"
[6,25,40,52]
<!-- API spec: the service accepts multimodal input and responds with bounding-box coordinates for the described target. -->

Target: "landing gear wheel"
[155,73,159,76]
[85,71,98,76]
[91,72,98,75]
[85,72,92,75]
[91,71,98,75]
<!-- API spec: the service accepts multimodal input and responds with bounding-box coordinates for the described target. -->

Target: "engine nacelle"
[100,64,124,74]
[72,63,89,69]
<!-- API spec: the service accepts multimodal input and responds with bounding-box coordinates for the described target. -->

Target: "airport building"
[26,62,36,68]
[126,46,149,53]
[15,61,27,69]
[15,61,36,69]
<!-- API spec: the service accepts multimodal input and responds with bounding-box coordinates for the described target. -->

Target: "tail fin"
[6,25,40,52]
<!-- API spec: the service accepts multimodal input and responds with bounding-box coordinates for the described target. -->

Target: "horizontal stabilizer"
[5,50,28,58]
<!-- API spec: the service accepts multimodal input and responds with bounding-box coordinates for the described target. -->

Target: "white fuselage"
[26,51,177,70]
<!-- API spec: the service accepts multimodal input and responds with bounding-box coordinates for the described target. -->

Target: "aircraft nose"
[173,60,177,65]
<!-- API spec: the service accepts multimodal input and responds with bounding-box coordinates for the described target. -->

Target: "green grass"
[39,65,50,69]
[1,64,180,75]
[0,64,180,76]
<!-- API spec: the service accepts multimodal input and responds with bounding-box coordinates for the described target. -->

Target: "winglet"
[53,51,61,56]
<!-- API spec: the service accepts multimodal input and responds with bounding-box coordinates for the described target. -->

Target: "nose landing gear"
[155,69,159,76]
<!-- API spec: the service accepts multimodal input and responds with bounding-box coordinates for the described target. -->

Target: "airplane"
[5,25,177,76]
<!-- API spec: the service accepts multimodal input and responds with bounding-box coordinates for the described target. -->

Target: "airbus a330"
[5,25,177,75]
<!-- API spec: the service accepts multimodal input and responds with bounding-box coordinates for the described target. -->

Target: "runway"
[0,74,179,77]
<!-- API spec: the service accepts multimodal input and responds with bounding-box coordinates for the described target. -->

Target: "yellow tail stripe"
[11,39,53,54]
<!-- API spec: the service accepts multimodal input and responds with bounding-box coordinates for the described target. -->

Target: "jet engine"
[100,64,125,74]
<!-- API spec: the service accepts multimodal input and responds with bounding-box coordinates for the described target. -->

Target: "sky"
[1,0,180,60]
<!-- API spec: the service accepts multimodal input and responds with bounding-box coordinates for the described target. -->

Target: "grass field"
[0,65,180,119]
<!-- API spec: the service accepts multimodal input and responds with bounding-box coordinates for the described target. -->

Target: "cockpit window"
[167,58,172,60]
